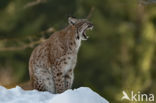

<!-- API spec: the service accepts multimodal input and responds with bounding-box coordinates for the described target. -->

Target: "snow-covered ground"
[0,86,109,103]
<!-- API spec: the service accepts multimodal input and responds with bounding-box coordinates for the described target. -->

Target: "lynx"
[29,17,93,93]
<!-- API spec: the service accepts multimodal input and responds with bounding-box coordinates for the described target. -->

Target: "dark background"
[0,0,156,102]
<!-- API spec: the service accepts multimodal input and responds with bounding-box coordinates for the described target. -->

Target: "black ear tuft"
[70,16,76,19]
[67,14,76,19]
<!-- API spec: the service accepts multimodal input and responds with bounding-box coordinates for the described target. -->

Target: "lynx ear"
[68,17,77,25]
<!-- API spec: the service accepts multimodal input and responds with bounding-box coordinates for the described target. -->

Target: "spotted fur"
[29,17,93,93]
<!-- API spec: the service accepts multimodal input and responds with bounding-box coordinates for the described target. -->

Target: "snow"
[0,86,109,103]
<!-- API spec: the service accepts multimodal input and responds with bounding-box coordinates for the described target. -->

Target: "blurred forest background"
[0,0,156,102]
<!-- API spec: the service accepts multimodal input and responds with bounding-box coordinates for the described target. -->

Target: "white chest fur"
[61,39,81,75]
[63,54,77,74]
[75,38,81,51]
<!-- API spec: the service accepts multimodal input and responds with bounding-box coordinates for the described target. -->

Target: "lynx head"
[68,17,94,40]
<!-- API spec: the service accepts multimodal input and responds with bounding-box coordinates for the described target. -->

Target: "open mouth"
[82,25,93,40]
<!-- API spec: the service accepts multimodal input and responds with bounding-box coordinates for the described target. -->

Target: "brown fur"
[29,17,93,93]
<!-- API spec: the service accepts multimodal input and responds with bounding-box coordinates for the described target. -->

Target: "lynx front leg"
[52,67,66,93]
[65,69,74,89]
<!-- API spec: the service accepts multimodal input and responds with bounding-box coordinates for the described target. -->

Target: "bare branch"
[0,38,46,51]
[87,7,95,19]
[0,27,55,52]
[139,0,156,5]
[40,27,55,35]
[24,0,47,9]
